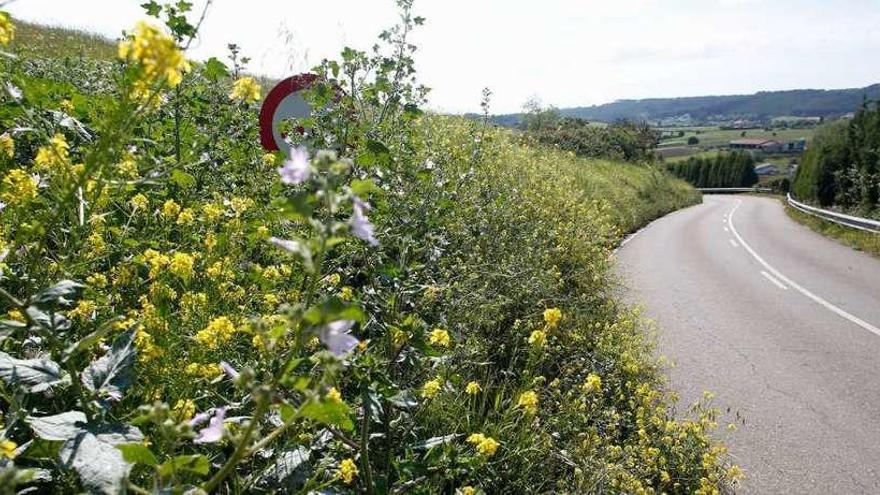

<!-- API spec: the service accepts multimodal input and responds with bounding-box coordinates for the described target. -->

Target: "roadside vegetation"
[666,152,758,189]
[0,4,738,493]
[791,102,880,219]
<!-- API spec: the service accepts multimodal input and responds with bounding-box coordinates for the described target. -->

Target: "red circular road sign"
[259,73,319,153]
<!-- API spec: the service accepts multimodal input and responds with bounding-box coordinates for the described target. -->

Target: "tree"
[687,136,700,145]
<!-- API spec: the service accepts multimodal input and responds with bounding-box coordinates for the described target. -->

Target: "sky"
[7,0,880,114]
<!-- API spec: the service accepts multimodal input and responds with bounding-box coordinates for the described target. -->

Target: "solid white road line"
[761,270,788,290]
[728,199,880,337]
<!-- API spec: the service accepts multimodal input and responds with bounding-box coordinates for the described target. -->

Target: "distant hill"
[11,18,118,60]
[492,85,880,127]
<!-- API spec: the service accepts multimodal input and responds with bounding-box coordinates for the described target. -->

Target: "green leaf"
[279,403,297,423]
[203,57,229,81]
[170,169,195,189]
[58,424,143,495]
[158,454,210,477]
[32,280,84,309]
[350,178,383,198]
[298,398,354,432]
[0,351,69,393]
[140,1,161,17]
[275,193,315,221]
[411,434,459,451]
[116,443,157,467]
[303,298,365,326]
[82,329,137,403]
[26,306,71,332]
[63,318,120,361]
[27,411,88,441]
[253,447,311,490]
[359,139,391,168]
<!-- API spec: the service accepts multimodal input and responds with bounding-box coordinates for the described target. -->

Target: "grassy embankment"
[0,15,741,494]
[785,206,880,258]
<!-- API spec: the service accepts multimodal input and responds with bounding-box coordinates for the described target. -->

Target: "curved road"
[615,195,880,494]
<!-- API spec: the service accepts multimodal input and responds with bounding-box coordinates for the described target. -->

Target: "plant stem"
[200,392,269,492]
[360,386,375,494]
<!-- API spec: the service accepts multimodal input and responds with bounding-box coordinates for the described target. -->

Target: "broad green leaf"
[276,193,315,221]
[350,178,383,198]
[203,57,228,81]
[59,427,142,495]
[116,443,157,466]
[170,169,196,189]
[31,280,84,308]
[82,329,137,403]
[158,454,210,477]
[27,411,88,441]
[0,352,69,393]
[298,398,354,432]
[26,306,71,332]
[253,446,311,490]
[303,298,365,326]
[359,139,391,168]
[411,434,459,450]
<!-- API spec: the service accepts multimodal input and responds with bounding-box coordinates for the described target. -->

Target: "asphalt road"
[615,195,880,494]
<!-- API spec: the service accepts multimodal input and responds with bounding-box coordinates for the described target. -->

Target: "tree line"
[791,101,880,214]
[666,152,758,188]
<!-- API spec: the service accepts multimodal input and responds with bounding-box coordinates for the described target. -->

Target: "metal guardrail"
[786,194,880,233]
[698,187,773,194]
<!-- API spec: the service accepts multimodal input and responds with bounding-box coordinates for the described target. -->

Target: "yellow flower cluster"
[421,378,442,398]
[0,11,14,47]
[69,299,97,322]
[528,329,546,349]
[262,153,276,166]
[0,134,13,158]
[326,387,343,403]
[161,199,181,219]
[34,134,70,172]
[135,326,162,362]
[582,373,602,394]
[142,249,170,279]
[339,458,358,484]
[428,328,451,347]
[230,76,262,103]
[0,438,16,459]
[465,381,482,395]
[543,307,562,328]
[196,316,236,349]
[168,252,195,280]
[130,193,149,211]
[118,21,190,100]
[184,362,222,378]
[457,487,476,495]
[517,390,539,415]
[1,169,38,205]
[173,399,196,421]
[466,433,499,457]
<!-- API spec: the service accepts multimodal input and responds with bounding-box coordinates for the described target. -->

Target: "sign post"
[259,73,318,154]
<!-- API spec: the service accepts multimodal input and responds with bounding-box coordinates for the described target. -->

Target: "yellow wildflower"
[176,208,196,225]
[467,433,499,457]
[130,193,149,210]
[229,196,253,216]
[0,133,13,158]
[1,169,38,205]
[582,373,602,394]
[161,199,181,219]
[421,378,442,398]
[86,273,108,289]
[184,362,221,378]
[134,327,162,362]
[543,307,562,328]
[0,11,15,47]
[428,328,451,347]
[262,153,276,166]
[117,156,138,178]
[528,329,546,349]
[202,202,224,221]
[196,316,236,349]
[0,439,16,459]
[7,309,25,322]
[326,387,343,403]
[263,265,281,280]
[169,252,195,280]
[338,458,358,484]
[458,487,476,495]
[205,232,217,251]
[34,134,70,172]
[230,76,261,103]
[60,99,74,113]
[69,299,97,322]
[173,399,196,421]
[118,21,190,100]
[339,286,354,301]
[517,390,539,415]
[326,273,341,286]
[465,381,482,395]
[142,249,170,278]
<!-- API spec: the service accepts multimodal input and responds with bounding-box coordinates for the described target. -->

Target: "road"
[615,195,880,494]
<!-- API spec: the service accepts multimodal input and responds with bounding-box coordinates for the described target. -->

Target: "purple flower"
[277,146,311,185]
[350,197,379,246]
[220,361,240,381]
[319,320,359,357]
[193,407,227,444]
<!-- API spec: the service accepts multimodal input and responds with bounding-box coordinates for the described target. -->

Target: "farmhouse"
[729,138,782,152]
